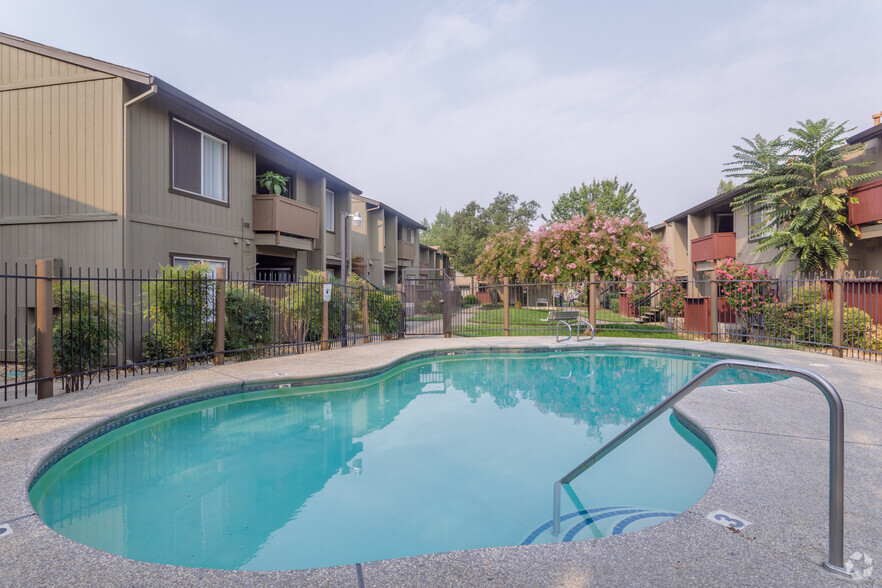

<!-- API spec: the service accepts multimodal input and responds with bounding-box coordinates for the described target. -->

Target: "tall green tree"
[716,179,735,195]
[545,177,644,223]
[725,120,882,273]
[423,192,540,275]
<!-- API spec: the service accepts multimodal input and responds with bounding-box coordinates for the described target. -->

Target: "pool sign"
[322,284,332,302]
[705,510,751,529]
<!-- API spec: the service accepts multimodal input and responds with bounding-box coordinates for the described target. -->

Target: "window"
[747,205,774,241]
[714,213,733,233]
[325,190,335,232]
[171,118,228,203]
[172,256,228,278]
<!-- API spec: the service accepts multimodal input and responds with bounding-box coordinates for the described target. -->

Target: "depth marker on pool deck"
[706,510,751,529]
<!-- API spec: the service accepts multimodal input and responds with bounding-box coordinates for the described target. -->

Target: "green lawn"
[407,313,443,322]
[464,306,635,325]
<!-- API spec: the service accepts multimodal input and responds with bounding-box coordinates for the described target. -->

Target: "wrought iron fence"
[1,264,404,401]
[446,273,881,361]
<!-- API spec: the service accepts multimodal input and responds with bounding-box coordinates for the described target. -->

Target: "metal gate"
[402,273,461,336]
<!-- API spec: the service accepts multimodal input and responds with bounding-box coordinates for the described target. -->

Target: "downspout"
[122,83,158,270]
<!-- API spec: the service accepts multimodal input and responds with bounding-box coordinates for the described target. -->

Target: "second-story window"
[325,190,335,231]
[171,117,228,203]
[748,205,774,241]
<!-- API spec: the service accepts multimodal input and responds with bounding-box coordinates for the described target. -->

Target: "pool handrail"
[551,359,850,578]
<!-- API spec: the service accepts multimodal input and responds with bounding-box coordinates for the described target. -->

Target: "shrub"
[713,259,777,317]
[367,290,403,335]
[657,280,685,318]
[419,299,439,315]
[286,270,343,342]
[763,299,872,349]
[142,264,215,366]
[225,284,274,358]
[462,294,479,306]
[16,282,120,391]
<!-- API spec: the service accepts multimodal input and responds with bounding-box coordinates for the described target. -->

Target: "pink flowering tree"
[475,229,529,282]
[713,258,777,320]
[475,211,669,282]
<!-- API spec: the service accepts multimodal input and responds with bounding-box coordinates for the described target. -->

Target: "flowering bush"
[657,279,686,317]
[476,210,668,282]
[713,258,777,317]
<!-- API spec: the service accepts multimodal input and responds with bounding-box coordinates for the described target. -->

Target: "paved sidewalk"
[1,338,879,586]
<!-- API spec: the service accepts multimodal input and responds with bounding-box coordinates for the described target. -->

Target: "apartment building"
[653,113,882,293]
[348,195,440,288]
[0,32,359,280]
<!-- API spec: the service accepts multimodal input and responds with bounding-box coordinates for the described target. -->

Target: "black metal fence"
[448,273,881,362]
[1,264,404,401]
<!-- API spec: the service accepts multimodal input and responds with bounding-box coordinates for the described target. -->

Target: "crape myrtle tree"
[725,119,882,273]
[476,210,668,282]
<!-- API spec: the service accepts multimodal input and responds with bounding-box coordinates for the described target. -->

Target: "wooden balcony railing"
[691,232,735,264]
[252,194,320,245]
[849,179,882,226]
[397,240,415,261]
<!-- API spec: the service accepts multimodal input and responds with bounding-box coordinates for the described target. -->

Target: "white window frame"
[325,189,336,232]
[171,117,229,203]
[172,256,228,278]
[747,205,774,241]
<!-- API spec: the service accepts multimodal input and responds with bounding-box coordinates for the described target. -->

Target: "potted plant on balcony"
[256,171,288,196]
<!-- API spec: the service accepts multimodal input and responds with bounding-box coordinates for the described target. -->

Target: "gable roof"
[664,185,749,223]
[0,31,361,195]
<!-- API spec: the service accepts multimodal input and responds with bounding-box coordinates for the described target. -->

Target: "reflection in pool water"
[30,349,774,570]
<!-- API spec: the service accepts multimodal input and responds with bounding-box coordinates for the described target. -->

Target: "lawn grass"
[464,306,636,325]
[451,322,679,339]
[407,313,443,322]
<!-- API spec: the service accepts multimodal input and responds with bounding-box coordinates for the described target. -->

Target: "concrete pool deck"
[0,337,879,587]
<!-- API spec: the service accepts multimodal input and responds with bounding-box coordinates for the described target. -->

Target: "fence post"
[397,283,405,338]
[503,277,510,336]
[36,260,54,399]
[589,272,598,327]
[443,272,452,338]
[321,271,330,351]
[362,286,370,344]
[709,276,718,343]
[214,267,226,365]
[831,265,843,358]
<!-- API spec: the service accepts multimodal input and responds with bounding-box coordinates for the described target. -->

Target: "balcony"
[252,194,320,248]
[849,179,882,228]
[691,232,735,265]
[398,240,415,261]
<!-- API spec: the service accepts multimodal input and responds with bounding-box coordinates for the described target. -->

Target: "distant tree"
[423,193,540,275]
[716,179,735,195]
[725,120,882,272]
[420,208,452,247]
[545,178,644,223]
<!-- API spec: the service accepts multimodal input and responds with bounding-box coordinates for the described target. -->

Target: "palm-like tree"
[725,119,882,273]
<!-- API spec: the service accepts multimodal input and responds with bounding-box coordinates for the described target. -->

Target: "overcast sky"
[3,0,881,225]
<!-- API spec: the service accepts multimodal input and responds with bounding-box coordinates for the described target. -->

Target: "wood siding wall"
[0,42,124,269]
[125,94,255,273]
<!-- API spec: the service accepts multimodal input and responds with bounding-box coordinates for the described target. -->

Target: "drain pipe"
[122,83,158,270]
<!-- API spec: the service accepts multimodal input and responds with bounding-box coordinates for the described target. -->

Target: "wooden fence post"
[362,286,370,343]
[214,267,226,365]
[709,276,719,343]
[36,260,54,399]
[503,277,510,336]
[832,265,843,358]
[589,272,598,328]
[397,283,405,338]
[321,271,330,351]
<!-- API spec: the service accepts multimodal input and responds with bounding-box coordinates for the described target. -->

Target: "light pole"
[340,211,362,347]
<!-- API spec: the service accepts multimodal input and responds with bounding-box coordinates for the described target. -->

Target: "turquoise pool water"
[30,349,774,570]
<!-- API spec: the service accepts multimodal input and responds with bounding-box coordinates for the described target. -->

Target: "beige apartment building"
[0,32,363,280]
[653,113,882,294]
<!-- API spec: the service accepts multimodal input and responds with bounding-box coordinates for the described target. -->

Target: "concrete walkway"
[0,337,879,586]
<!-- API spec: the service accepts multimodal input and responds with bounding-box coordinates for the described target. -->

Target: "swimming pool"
[29,348,774,571]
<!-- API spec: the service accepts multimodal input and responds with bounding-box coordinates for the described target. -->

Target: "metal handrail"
[551,359,850,578]
[555,320,573,342]
[576,318,594,341]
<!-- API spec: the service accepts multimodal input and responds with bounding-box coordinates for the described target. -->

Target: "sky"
[3,0,882,226]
